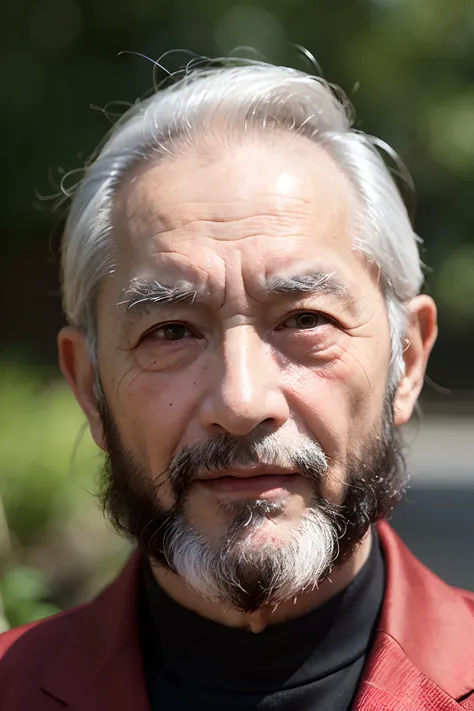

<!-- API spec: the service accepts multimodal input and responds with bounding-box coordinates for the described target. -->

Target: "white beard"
[162,501,339,610]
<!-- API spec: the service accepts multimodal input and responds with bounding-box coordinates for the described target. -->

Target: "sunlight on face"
[94,134,392,553]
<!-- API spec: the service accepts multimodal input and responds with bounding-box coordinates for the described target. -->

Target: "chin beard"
[97,395,406,613]
[156,497,342,612]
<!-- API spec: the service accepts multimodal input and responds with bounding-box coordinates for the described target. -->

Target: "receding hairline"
[60,60,421,394]
[110,126,361,239]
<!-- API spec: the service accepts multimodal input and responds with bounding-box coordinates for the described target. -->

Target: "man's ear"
[57,326,106,451]
[393,295,438,427]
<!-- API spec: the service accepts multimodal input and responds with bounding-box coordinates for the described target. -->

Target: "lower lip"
[198,474,298,497]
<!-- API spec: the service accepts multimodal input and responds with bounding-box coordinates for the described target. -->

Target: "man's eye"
[149,323,194,341]
[278,312,329,330]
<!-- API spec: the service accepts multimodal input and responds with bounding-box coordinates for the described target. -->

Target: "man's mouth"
[196,467,299,498]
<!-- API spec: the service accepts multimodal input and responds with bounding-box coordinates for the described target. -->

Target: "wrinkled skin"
[59,133,437,630]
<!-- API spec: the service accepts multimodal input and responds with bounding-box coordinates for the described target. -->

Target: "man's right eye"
[148,323,195,341]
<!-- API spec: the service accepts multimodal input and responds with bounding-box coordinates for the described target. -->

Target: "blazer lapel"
[353,522,474,710]
[40,550,151,711]
[67,643,151,711]
[354,634,465,711]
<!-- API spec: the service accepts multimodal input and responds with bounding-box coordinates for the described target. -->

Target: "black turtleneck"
[139,531,385,711]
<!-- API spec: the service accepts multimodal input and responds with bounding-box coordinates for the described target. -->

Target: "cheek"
[102,364,204,488]
[282,340,390,473]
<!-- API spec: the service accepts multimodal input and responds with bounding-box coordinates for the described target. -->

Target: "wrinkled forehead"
[110,134,364,292]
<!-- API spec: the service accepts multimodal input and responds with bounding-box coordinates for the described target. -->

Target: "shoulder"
[0,605,84,659]
[0,621,42,657]
[0,552,141,710]
[0,604,89,704]
[456,586,474,610]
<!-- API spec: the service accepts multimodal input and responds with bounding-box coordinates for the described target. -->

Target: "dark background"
[0,0,473,627]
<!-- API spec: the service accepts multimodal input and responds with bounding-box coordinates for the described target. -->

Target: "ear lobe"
[57,326,106,451]
[393,295,438,427]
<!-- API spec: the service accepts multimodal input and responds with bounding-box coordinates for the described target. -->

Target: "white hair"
[61,60,423,387]
[162,502,338,609]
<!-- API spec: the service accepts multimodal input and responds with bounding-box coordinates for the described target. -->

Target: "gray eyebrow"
[118,277,198,313]
[267,271,357,314]
[118,270,356,329]
[267,271,344,295]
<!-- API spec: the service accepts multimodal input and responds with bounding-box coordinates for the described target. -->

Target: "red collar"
[353,521,474,709]
[40,523,474,710]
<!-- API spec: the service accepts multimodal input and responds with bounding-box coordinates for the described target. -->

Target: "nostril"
[211,422,227,432]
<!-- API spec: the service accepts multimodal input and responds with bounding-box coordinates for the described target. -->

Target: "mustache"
[166,432,329,502]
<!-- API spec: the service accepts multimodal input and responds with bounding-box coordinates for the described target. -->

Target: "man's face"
[60,133,434,610]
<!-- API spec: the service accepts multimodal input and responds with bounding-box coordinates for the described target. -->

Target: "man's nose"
[198,326,290,437]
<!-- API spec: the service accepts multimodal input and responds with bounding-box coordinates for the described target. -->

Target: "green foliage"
[0,364,125,628]
[0,365,99,544]
[0,566,60,629]
[435,245,474,323]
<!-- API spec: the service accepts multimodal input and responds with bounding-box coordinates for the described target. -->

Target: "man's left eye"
[278,312,329,330]
[149,323,194,341]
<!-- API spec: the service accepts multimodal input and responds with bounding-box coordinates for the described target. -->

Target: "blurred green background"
[1,0,474,629]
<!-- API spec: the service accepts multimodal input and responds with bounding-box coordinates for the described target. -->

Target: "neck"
[148,529,373,633]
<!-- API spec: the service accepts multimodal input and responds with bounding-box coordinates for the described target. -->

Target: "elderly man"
[0,60,472,710]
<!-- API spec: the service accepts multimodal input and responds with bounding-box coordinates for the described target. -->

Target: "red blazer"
[1,522,474,710]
